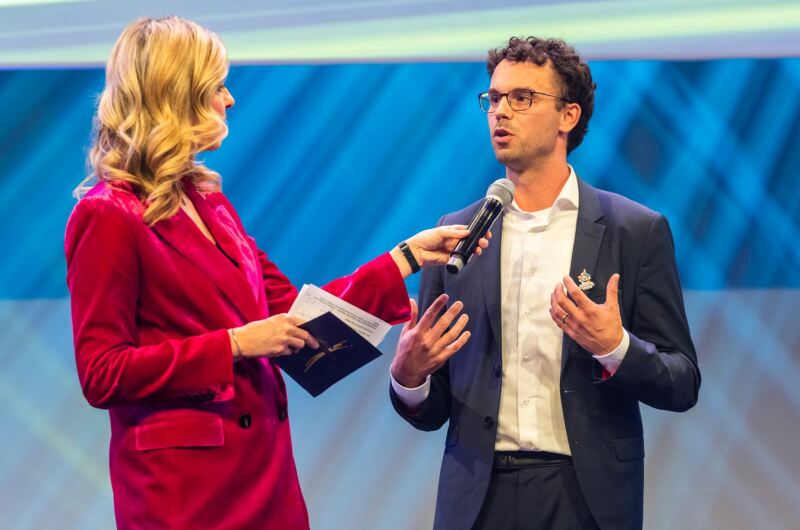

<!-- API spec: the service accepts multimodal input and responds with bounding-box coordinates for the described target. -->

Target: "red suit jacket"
[65,180,411,529]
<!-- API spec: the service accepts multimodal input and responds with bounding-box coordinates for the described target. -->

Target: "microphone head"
[486,178,515,207]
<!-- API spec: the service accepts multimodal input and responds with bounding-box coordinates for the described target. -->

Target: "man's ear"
[559,102,582,134]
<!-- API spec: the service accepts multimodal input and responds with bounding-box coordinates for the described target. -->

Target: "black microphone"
[446,178,515,274]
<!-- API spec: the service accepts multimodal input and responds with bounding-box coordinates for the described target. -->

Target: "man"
[389,37,700,530]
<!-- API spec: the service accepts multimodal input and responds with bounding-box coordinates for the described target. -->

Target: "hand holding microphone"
[390,178,513,277]
[391,226,493,278]
[446,178,515,273]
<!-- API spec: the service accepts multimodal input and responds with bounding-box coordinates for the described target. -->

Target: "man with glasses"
[389,36,700,530]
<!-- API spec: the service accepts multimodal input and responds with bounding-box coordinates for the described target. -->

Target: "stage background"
[1,2,799,530]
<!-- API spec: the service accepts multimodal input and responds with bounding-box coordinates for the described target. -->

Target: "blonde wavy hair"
[76,16,229,225]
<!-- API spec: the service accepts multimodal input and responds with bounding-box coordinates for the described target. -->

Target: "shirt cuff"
[390,372,431,408]
[592,329,630,376]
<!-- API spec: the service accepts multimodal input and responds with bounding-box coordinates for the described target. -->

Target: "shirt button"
[522,354,530,361]
[483,416,495,429]
[238,413,252,429]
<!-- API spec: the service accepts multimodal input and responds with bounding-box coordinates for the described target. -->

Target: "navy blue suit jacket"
[391,178,700,530]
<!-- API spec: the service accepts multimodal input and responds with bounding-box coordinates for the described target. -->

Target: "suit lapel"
[480,213,504,355]
[562,178,605,372]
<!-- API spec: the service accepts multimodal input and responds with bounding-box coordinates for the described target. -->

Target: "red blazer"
[65,180,411,530]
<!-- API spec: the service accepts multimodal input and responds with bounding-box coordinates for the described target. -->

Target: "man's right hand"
[390,294,471,388]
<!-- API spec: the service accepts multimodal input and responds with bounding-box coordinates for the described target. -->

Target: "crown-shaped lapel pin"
[577,269,595,291]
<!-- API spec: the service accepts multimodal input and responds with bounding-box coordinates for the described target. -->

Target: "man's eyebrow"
[487,87,536,94]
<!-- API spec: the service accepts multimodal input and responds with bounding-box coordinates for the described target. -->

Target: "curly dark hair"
[487,36,596,154]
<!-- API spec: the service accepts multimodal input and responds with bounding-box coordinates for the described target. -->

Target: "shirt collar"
[506,165,580,225]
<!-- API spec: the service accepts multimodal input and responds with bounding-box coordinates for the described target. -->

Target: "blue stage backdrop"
[1,60,799,529]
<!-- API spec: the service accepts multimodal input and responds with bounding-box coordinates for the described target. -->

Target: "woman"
[65,16,482,530]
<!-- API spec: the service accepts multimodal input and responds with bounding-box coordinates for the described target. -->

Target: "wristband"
[398,241,421,274]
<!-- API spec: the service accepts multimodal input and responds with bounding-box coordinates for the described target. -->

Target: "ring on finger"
[561,313,569,323]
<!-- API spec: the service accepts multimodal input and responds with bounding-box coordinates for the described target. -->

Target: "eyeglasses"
[478,89,569,113]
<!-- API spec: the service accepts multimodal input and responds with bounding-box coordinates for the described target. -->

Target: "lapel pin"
[577,269,595,291]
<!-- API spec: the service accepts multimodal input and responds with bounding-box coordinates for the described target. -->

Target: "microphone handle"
[446,198,504,273]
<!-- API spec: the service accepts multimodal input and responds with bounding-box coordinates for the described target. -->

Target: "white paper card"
[288,284,391,346]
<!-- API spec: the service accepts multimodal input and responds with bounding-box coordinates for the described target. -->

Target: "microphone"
[446,178,515,274]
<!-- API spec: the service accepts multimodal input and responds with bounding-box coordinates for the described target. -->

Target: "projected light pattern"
[2,0,800,66]
[1,59,799,529]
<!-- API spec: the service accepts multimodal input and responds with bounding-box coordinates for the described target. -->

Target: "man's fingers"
[550,287,577,325]
[435,313,469,350]
[552,282,578,312]
[403,298,419,332]
[436,331,472,362]
[430,301,464,337]
[417,294,449,330]
[550,291,564,325]
[562,276,591,308]
[605,274,620,306]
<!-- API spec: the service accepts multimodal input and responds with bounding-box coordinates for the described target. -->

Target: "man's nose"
[493,95,513,118]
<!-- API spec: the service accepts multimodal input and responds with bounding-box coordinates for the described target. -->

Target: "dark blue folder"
[275,311,383,397]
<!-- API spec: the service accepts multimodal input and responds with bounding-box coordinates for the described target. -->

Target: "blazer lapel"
[562,178,606,372]
[189,189,265,318]
[187,190,242,265]
[151,197,260,322]
[480,214,504,355]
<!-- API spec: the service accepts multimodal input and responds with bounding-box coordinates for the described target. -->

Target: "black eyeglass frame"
[478,89,571,113]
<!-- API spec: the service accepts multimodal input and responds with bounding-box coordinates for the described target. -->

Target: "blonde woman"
[65,17,483,529]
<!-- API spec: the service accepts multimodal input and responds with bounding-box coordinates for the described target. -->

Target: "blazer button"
[483,416,495,429]
[277,408,287,422]
[239,413,252,429]
[492,362,501,377]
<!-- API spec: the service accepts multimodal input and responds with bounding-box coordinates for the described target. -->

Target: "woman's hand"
[391,225,492,277]
[230,314,319,360]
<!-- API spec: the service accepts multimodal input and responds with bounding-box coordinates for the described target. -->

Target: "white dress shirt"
[392,168,629,455]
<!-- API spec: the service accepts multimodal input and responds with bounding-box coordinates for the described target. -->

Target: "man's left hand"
[550,273,623,356]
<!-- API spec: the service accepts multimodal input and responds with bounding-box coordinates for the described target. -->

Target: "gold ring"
[561,313,569,323]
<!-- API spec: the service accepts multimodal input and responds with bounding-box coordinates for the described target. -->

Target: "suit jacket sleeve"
[66,198,234,409]
[604,214,701,411]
